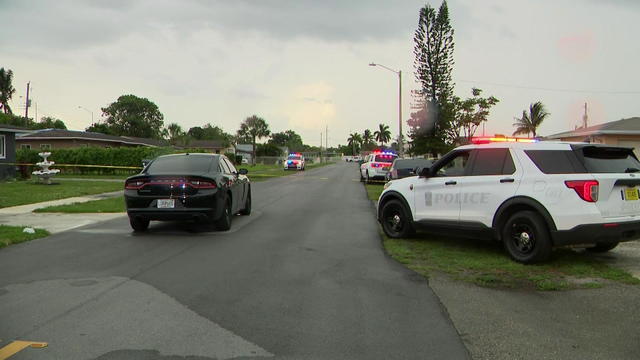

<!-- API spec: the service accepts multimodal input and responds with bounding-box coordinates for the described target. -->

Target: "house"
[235,144,253,163]
[175,139,230,154]
[15,129,168,150]
[0,125,30,179]
[545,117,640,156]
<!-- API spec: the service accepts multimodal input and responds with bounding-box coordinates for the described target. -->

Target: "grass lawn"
[365,184,640,290]
[56,173,132,180]
[0,180,123,208]
[35,196,125,213]
[0,225,49,248]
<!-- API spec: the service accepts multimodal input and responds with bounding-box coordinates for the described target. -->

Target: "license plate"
[624,188,639,201]
[157,199,175,208]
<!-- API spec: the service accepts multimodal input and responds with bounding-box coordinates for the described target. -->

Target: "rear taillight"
[189,180,216,189]
[125,180,147,190]
[565,180,599,202]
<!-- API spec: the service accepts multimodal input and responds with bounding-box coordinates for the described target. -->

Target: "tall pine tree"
[411,0,455,155]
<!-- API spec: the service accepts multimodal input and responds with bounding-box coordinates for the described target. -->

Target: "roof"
[235,144,253,152]
[0,124,31,133]
[546,117,640,139]
[16,129,164,147]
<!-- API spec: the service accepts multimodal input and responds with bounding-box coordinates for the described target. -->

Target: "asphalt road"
[0,162,469,360]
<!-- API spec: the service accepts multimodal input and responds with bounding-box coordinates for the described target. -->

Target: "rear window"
[393,159,431,169]
[375,155,397,163]
[580,146,640,173]
[146,155,215,174]
[525,150,585,174]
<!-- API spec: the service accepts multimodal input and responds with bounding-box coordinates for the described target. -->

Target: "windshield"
[287,155,302,160]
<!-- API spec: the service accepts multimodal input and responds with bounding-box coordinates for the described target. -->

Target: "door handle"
[500,178,515,183]
[445,181,457,185]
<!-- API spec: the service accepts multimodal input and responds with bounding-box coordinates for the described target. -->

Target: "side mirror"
[141,159,151,168]
[238,168,249,175]
[418,167,431,178]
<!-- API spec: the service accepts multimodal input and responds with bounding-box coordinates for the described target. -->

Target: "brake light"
[565,180,599,202]
[189,180,216,189]
[125,179,147,190]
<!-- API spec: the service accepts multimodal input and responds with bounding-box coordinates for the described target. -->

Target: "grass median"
[0,225,49,248]
[35,196,125,213]
[0,180,123,208]
[365,183,640,290]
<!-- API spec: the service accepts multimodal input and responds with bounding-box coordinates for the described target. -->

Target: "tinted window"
[219,158,231,174]
[146,155,215,174]
[580,146,640,173]
[525,150,584,174]
[471,149,515,176]
[223,157,238,173]
[375,155,397,163]
[433,151,471,177]
[393,159,432,170]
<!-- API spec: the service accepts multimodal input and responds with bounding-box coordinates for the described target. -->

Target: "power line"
[456,79,640,95]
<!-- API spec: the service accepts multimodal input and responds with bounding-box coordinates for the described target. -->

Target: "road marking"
[0,341,48,359]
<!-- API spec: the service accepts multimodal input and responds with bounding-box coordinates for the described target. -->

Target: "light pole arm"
[369,62,403,156]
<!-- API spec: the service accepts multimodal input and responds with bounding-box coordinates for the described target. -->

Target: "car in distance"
[284,153,305,171]
[360,151,398,183]
[385,158,433,182]
[377,137,640,263]
[124,153,251,232]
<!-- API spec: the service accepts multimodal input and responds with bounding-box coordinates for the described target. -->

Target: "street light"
[369,62,403,157]
[78,106,94,126]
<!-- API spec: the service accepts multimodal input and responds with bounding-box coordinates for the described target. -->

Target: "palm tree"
[347,132,363,155]
[362,129,374,148]
[0,68,16,114]
[374,123,391,146]
[237,115,270,165]
[166,122,185,145]
[512,102,550,137]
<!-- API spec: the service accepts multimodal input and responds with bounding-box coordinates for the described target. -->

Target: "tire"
[586,242,619,253]
[502,210,552,263]
[239,190,252,216]
[215,197,233,231]
[380,199,415,238]
[359,171,365,182]
[129,216,150,232]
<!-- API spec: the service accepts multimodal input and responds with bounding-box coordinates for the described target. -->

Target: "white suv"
[377,139,640,263]
[360,151,398,183]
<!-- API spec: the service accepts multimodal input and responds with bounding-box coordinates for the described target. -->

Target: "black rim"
[510,222,536,255]
[383,205,405,236]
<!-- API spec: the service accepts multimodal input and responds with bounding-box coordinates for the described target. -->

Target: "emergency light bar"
[471,137,538,144]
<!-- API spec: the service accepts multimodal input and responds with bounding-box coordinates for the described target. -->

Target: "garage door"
[618,140,640,158]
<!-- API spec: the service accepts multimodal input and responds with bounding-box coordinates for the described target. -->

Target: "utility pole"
[320,132,323,163]
[582,102,588,129]
[24,81,30,119]
[398,70,403,157]
[325,125,328,156]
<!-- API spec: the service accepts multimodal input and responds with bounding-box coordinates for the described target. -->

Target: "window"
[20,144,31,150]
[432,150,471,177]
[146,155,214,174]
[470,149,516,176]
[223,157,238,173]
[579,146,640,173]
[219,158,231,174]
[525,150,585,174]
[40,144,52,150]
[0,135,5,159]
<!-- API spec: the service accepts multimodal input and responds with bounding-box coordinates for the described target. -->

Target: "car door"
[412,150,472,223]
[458,148,522,227]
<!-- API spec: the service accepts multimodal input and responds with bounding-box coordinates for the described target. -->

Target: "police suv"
[284,153,305,171]
[360,151,398,183]
[377,137,640,263]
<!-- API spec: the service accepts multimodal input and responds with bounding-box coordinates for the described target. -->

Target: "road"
[0,162,469,360]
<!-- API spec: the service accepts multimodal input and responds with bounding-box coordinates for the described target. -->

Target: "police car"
[377,136,640,263]
[284,153,305,171]
[360,151,398,183]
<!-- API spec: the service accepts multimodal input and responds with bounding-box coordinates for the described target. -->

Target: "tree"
[347,132,363,155]
[412,0,455,152]
[166,122,185,145]
[37,116,67,130]
[0,68,16,114]
[448,88,499,143]
[86,122,116,135]
[269,130,304,151]
[374,123,392,146]
[187,124,232,146]
[362,129,375,150]
[97,95,165,139]
[256,143,283,156]
[236,115,270,165]
[512,102,550,137]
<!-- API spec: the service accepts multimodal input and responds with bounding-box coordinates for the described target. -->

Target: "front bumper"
[551,220,640,246]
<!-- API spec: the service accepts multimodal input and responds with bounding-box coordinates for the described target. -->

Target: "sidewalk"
[0,191,125,234]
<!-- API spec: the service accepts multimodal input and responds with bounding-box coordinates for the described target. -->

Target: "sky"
[1,0,639,147]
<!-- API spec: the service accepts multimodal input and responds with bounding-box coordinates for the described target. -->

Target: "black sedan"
[385,158,432,181]
[124,153,251,232]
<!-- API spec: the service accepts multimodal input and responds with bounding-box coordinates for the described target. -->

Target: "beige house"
[545,117,640,156]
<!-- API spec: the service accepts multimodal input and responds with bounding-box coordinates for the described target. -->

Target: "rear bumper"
[551,220,640,246]
[127,207,215,221]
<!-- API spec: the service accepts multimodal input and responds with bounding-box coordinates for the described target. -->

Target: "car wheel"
[380,199,414,238]
[239,190,252,216]
[586,242,619,253]
[215,197,233,231]
[502,211,552,263]
[129,216,150,232]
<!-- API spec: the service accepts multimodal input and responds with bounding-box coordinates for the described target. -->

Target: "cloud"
[285,82,336,132]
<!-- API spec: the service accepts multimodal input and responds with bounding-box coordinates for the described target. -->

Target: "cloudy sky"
[2,0,639,146]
